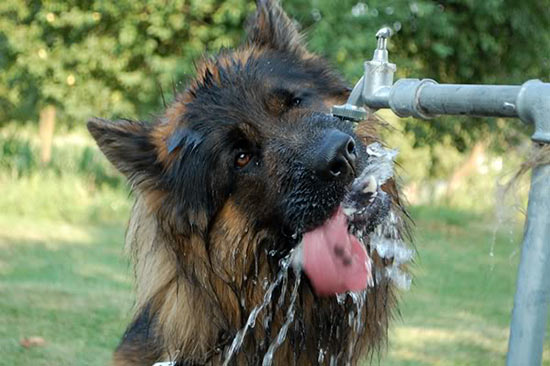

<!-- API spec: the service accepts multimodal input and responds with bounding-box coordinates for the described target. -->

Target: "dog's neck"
[127,197,394,365]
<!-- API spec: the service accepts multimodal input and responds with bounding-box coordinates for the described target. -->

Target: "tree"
[1,0,548,150]
[0,0,252,127]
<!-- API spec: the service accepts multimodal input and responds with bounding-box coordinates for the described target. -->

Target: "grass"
[0,215,133,365]
[0,125,130,225]
[2,203,549,365]
[386,206,550,366]
[1,127,547,365]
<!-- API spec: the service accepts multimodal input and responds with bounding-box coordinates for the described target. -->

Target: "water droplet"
[351,2,367,17]
[393,21,402,32]
[318,348,326,363]
[311,9,322,22]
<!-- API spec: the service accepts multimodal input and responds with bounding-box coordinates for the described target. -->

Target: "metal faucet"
[333,27,550,366]
[332,28,550,144]
[332,27,395,121]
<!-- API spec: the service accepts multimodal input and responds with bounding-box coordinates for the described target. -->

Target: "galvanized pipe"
[416,83,520,117]
[364,79,550,144]
[506,161,550,366]
[372,80,521,118]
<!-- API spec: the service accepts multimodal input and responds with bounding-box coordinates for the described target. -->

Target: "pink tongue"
[302,207,371,296]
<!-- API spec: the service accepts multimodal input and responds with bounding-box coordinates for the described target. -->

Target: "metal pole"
[507,81,550,365]
[506,161,550,366]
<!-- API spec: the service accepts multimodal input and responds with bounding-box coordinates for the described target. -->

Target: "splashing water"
[261,268,302,366]
[223,253,293,366]
[318,347,327,364]
[348,291,366,333]
[363,142,398,185]
[370,210,412,290]
[352,142,413,290]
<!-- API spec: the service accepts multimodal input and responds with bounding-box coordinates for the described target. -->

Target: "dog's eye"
[291,97,302,107]
[235,152,252,168]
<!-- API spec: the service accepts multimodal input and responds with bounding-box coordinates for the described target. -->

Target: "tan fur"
[151,120,180,168]
[126,198,218,361]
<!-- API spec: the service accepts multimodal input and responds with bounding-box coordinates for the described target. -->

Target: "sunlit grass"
[0,123,547,366]
[0,216,133,366]
[2,206,548,365]
[383,206,550,366]
[0,125,130,225]
[0,173,131,225]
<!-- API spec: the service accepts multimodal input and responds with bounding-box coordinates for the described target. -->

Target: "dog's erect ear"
[247,0,307,55]
[87,118,162,190]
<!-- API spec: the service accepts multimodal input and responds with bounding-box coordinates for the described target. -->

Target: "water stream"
[223,253,293,366]
[261,268,302,366]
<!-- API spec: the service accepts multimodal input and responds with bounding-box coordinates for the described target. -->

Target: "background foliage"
[0,0,253,126]
[1,0,549,142]
[1,0,547,214]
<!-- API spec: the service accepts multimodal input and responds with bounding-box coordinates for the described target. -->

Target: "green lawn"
[386,207,550,366]
[1,206,548,365]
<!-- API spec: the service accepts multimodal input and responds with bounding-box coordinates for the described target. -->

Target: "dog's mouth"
[289,173,388,297]
[281,142,395,297]
[293,206,372,296]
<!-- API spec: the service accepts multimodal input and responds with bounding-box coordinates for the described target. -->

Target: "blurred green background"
[1,0,549,365]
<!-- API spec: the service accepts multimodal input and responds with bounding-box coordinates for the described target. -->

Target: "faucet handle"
[375,27,392,50]
[372,27,393,63]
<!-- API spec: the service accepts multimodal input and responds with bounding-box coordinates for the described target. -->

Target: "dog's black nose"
[314,129,357,180]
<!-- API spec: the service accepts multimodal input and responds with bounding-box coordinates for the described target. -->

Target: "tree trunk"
[39,105,56,164]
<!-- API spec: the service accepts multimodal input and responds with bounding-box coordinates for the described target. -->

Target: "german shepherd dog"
[88,1,409,365]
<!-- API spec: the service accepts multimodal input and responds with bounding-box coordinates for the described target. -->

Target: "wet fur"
[88,1,408,365]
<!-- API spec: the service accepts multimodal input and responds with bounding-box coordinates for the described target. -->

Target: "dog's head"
[88,0,378,294]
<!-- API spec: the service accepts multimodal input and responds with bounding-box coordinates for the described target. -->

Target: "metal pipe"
[417,84,520,117]
[381,79,522,119]
[364,78,550,145]
[378,78,550,364]
[516,80,550,143]
[506,161,550,366]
